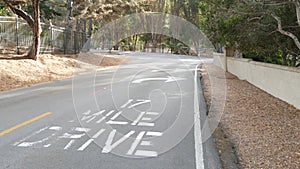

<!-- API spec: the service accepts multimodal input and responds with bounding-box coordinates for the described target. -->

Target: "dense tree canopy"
[199,0,300,66]
[1,0,299,66]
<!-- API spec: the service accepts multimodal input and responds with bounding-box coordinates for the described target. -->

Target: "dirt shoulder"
[0,53,126,92]
[201,63,300,169]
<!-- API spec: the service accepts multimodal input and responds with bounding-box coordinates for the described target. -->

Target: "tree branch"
[272,14,300,51]
[295,1,300,26]
[3,0,34,28]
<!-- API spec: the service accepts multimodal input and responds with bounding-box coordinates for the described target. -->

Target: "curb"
[196,64,223,169]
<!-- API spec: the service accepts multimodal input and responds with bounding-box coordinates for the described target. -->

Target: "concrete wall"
[213,53,300,109]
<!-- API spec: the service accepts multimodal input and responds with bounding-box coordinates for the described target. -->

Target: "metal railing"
[0,16,88,54]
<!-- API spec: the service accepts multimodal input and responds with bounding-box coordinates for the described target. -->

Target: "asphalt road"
[0,52,219,169]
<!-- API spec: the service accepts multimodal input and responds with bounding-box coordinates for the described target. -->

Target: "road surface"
[0,52,219,169]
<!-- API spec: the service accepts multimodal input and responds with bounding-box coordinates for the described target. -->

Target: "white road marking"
[140,141,152,146]
[102,130,135,153]
[128,100,151,109]
[151,70,162,73]
[110,111,123,120]
[127,131,145,155]
[64,140,75,150]
[43,144,51,148]
[132,76,185,84]
[18,133,56,147]
[83,110,92,115]
[93,129,106,139]
[96,110,115,123]
[194,64,205,169]
[77,139,94,151]
[137,122,155,127]
[78,139,94,151]
[49,126,62,131]
[74,127,90,133]
[141,117,152,121]
[106,121,128,125]
[83,110,106,123]
[96,117,106,124]
[86,116,97,123]
[121,99,133,108]
[81,115,92,121]
[131,112,146,125]
[13,126,49,146]
[59,133,86,139]
[146,132,163,137]
[17,127,60,147]
[146,112,159,116]
[106,111,128,125]
[134,150,158,157]
[93,110,106,116]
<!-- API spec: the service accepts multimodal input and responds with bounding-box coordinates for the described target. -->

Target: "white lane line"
[194,64,205,169]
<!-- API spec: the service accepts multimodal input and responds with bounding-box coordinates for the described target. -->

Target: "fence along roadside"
[0,16,89,54]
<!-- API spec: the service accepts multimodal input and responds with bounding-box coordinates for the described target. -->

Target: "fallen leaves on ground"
[0,53,126,92]
[202,63,300,169]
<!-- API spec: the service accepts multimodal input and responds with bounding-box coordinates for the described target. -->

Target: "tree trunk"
[281,49,288,66]
[28,0,41,60]
[291,55,297,67]
[3,0,41,60]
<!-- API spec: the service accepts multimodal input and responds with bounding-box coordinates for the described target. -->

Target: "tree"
[199,0,300,67]
[3,0,41,60]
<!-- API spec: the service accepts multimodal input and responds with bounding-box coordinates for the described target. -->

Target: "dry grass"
[0,53,126,92]
[202,63,300,169]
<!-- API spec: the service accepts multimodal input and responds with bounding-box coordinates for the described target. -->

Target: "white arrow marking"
[132,76,185,84]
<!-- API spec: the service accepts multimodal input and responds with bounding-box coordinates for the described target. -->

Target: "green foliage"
[0,4,10,16]
[199,0,300,67]
[25,0,64,21]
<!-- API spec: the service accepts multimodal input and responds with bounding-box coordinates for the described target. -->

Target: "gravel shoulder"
[0,53,126,92]
[201,63,300,169]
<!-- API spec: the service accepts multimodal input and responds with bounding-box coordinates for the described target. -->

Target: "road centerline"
[0,112,52,137]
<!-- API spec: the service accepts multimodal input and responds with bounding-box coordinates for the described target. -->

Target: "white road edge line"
[194,64,205,169]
